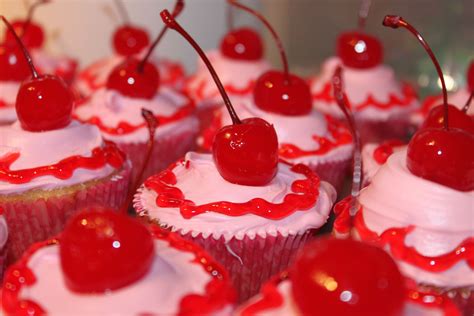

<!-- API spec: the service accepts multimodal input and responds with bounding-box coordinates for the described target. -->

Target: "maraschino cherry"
[106,0,184,99]
[161,9,279,186]
[337,0,383,69]
[4,0,49,49]
[111,0,150,56]
[60,208,155,293]
[1,16,73,132]
[384,15,474,191]
[229,0,311,116]
[467,61,474,92]
[0,43,31,81]
[291,238,405,316]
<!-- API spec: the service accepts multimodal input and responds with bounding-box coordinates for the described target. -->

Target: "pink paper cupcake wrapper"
[0,244,6,281]
[176,230,314,303]
[356,117,416,145]
[117,128,199,185]
[305,158,351,194]
[1,165,131,263]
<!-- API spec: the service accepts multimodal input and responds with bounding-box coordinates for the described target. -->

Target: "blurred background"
[0,0,473,97]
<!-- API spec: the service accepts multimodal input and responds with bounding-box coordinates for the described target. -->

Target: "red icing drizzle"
[0,99,12,109]
[0,140,125,184]
[311,80,417,110]
[333,196,354,235]
[405,286,461,316]
[279,115,352,159]
[354,208,474,272]
[187,76,255,101]
[201,113,352,159]
[373,139,405,164]
[75,102,194,135]
[144,162,320,220]
[1,227,235,316]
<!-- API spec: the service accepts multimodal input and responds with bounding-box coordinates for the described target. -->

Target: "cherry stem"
[383,15,449,130]
[332,66,363,216]
[357,0,371,30]
[228,0,290,83]
[114,0,131,25]
[227,2,234,32]
[463,90,473,113]
[1,16,39,78]
[22,0,49,38]
[138,0,184,73]
[160,10,241,125]
[122,108,159,214]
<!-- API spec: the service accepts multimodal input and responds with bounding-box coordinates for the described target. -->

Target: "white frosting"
[311,57,419,120]
[237,280,445,316]
[18,239,221,315]
[212,98,353,164]
[358,149,474,288]
[187,50,271,105]
[0,81,19,124]
[74,87,198,143]
[0,215,7,249]
[0,121,118,194]
[362,143,407,184]
[135,152,336,241]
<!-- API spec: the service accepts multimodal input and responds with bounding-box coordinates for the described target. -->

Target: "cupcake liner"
[177,230,314,303]
[117,128,199,185]
[305,158,351,194]
[356,117,416,145]
[1,165,131,263]
[0,243,7,281]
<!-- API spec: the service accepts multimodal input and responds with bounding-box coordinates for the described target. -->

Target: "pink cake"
[1,209,235,315]
[134,152,336,302]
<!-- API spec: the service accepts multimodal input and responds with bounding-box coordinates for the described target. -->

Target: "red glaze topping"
[373,139,405,164]
[161,9,279,186]
[0,99,10,109]
[112,25,150,57]
[337,31,383,69]
[75,102,194,136]
[354,206,474,272]
[220,27,263,61]
[144,161,320,220]
[332,196,354,235]
[0,43,31,81]
[311,80,417,111]
[2,225,235,315]
[0,140,125,184]
[60,209,155,293]
[405,286,462,316]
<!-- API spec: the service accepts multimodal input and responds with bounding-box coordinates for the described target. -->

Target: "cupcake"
[334,15,474,315]
[3,2,78,85]
[413,61,474,126]
[135,11,336,302]
[309,4,419,144]
[0,19,131,261]
[237,238,462,316]
[74,11,199,184]
[199,2,353,192]
[1,208,235,315]
[75,1,185,97]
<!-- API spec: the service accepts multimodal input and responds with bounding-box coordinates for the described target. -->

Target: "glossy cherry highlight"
[2,15,73,132]
[106,0,184,99]
[220,27,263,61]
[229,0,312,116]
[384,15,474,191]
[60,208,155,293]
[291,238,405,316]
[161,9,279,186]
[4,0,50,49]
